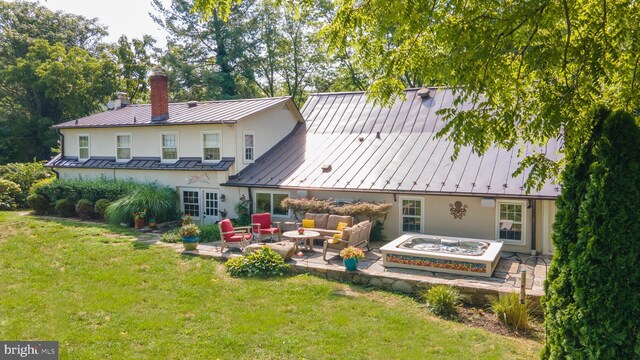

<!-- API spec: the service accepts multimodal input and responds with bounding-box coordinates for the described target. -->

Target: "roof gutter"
[219,183,559,200]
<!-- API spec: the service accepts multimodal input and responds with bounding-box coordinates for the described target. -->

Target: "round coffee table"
[283,230,320,251]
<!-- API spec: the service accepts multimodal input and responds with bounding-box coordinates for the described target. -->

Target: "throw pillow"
[336,221,348,231]
[328,233,342,244]
[302,219,315,228]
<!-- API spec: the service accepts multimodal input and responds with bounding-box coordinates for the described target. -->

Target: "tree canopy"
[194,0,640,189]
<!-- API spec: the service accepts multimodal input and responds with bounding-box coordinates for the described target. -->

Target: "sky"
[37,0,172,47]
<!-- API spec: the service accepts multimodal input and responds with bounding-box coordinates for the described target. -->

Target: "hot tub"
[380,234,503,277]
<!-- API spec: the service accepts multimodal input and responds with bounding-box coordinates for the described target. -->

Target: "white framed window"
[202,131,221,163]
[255,191,289,217]
[161,132,179,162]
[243,131,255,163]
[399,196,423,233]
[115,133,132,162]
[181,189,200,218]
[496,200,527,245]
[78,134,90,161]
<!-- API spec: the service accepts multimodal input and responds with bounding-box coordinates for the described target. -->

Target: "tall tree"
[0,1,118,163]
[112,35,158,103]
[151,0,259,100]
[544,109,640,358]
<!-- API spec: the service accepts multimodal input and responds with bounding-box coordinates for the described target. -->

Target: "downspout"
[50,129,65,179]
[247,186,253,216]
[530,199,537,254]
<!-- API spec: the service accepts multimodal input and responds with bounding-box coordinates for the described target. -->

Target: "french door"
[202,190,220,225]
[181,188,220,224]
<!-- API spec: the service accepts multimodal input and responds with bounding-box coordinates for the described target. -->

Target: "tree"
[543,109,640,358]
[0,1,117,163]
[112,35,158,103]
[151,0,259,100]
[193,0,640,188]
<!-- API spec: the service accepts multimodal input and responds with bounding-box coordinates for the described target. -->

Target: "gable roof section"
[224,88,561,199]
[53,97,301,129]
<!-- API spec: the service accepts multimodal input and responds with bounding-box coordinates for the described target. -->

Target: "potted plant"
[133,209,147,229]
[180,223,200,250]
[340,246,365,271]
[148,216,157,229]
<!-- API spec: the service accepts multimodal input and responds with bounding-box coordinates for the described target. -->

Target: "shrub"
[281,197,335,220]
[225,247,290,278]
[0,161,53,207]
[55,199,76,217]
[105,184,178,225]
[94,199,111,219]
[31,177,141,205]
[0,179,21,210]
[200,224,221,242]
[234,198,251,226]
[492,293,530,332]
[75,199,94,220]
[160,228,182,243]
[423,285,462,317]
[370,220,386,242]
[27,194,49,215]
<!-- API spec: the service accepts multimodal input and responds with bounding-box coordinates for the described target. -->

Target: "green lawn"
[0,212,541,359]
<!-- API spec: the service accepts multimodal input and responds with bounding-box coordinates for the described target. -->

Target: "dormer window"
[202,131,221,162]
[78,134,90,162]
[161,132,178,162]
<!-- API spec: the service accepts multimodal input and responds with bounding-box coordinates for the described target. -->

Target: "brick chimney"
[150,67,169,122]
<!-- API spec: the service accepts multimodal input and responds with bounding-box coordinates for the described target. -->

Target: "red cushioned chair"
[218,218,252,252]
[251,213,282,243]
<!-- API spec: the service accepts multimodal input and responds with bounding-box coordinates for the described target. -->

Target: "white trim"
[77,134,90,162]
[180,188,202,220]
[115,133,132,162]
[160,132,179,163]
[201,131,222,163]
[495,199,527,245]
[399,196,424,234]
[254,190,290,218]
[243,131,255,164]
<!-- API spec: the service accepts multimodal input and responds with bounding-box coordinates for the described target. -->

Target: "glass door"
[202,190,219,225]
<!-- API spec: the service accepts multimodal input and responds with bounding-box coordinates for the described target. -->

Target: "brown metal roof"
[224,88,561,198]
[53,97,300,128]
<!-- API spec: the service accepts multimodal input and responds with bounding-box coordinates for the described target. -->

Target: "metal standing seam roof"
[53,96,299,128]
[224,88,562,199]
[46,155,235,171]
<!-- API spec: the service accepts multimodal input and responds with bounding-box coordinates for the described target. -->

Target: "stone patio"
[148,238,549,311]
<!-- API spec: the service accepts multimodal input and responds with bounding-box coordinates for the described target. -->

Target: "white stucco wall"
[60,104,300,176]
[278,189,556,254]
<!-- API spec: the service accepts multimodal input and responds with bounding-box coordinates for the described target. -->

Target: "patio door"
[202,190,220,225]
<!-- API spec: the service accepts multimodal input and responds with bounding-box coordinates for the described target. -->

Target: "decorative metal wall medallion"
[449,200,468,219]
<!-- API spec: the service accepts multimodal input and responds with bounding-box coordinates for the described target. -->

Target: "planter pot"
[343,257,359,271]
[134,218,146,229]
[182,236,199,250]
[148,218,157,229]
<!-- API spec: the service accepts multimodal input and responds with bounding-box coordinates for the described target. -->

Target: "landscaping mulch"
[457,305,545,341]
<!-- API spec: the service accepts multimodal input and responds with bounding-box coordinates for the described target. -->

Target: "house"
[223,88,560,255]
[47,69,304,225]
[48,71,559,255]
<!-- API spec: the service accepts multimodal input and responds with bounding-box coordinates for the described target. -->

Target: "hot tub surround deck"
[148,238,547,311]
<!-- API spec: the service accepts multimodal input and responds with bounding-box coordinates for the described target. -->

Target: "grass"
[0,212,542,359]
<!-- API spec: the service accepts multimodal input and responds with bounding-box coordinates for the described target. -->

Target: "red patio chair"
[218,218,252,251]
[251,213,282,243]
